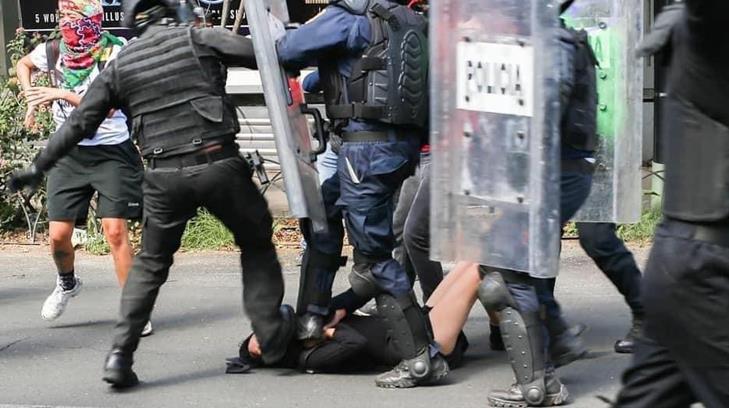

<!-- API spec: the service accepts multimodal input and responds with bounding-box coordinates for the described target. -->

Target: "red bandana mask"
[58,0,105,88]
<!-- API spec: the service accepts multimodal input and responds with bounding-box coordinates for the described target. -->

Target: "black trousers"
[402,164,444,302]
[576,222,643,316]
[112,156,288,361]
[615,219,729,408]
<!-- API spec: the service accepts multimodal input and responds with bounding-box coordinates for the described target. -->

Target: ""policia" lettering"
[463,60,525,102]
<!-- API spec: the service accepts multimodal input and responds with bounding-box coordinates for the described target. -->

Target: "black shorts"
[47,139,143,222]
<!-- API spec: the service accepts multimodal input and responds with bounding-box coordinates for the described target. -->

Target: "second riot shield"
[565,0,643,223]
[430,0,562,277]
[244,0,328,231]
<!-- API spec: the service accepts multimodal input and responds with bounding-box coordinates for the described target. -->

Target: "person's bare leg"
[101,218,133,287]
[425,261,475,308]
[49,221,76,273]
[429,263,481,354]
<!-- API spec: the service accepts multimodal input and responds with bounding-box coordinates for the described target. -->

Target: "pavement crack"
[0,337,29,352]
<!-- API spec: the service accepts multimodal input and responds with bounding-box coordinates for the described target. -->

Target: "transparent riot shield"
[565,0,643,223]
[430,0,562,277]
[244,0,328,231]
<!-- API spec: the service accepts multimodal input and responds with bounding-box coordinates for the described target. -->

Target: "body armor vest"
[114,25,239,158]
[662,96,729,222]
[560,26,598,152]
[321,0,429,130]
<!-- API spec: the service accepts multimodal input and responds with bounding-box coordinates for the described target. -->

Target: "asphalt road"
[0,241,650,408]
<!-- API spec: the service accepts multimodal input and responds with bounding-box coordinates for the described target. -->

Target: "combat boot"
[549,323,588,368]
[614,314,643,354]
[375,351,449,388]
[488,372,569,407]
[102,348,139,388]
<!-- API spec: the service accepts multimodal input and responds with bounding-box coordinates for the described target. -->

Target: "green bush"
[1,29,55,233]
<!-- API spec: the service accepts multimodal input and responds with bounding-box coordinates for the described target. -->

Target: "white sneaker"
[141,320,154,337]
[41,277,83,321]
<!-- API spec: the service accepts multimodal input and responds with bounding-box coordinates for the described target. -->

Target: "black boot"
[488,371,569,407]
[614,314,643,354]
[549,323,588,368]
[375,350,449,388]
[102,348,139,388]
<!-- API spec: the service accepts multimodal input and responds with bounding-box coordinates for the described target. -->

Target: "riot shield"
[244,0,328,231]
[565,0,643,223]
[430,0,562,277]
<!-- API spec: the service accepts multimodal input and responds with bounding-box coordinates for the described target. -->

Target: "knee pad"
[478,272,516,312]
[348,263,381,299]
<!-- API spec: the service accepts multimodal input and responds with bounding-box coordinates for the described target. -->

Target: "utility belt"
[561,158,596,175]
[147,142,239,169]
[341,131,409,143]
[663,218,729,248]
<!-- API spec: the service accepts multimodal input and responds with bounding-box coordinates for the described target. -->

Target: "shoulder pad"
[330,0,371,15]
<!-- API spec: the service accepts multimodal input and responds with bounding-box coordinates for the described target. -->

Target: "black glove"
[7,164,43,195]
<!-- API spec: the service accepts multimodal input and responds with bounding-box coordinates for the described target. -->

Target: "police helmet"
[123,0,194,29]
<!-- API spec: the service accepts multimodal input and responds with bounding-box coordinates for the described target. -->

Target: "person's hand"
[247,334,262,358]
[324,309,347,330]
[24,87,65,107]
[323,327,336,340]
[7,165,43,196]
[23,108,37,130]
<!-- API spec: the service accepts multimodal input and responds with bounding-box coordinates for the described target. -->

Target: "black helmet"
[123,0,194,30]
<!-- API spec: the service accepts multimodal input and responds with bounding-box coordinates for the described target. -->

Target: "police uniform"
[10,1,295,388]
[616,1,729,406]
[477,9,599,406]
[277,0,447,388]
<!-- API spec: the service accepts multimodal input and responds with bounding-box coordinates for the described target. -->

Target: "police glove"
[7,164,43,196]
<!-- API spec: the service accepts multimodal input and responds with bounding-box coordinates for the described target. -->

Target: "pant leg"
[538,170,594,335]
[200,157,289,350]
[615,336,697,408]
[113,168,197,354]
[338,140,416,297]
[297,168,346,315]
[403,164,443,302]
[576,222,644,315]
[638,221,729,407]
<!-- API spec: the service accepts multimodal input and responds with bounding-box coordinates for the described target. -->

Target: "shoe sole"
[488,385,569,407]
[376,363,449,389]
[102,370,139,389]
[375,378,417,389]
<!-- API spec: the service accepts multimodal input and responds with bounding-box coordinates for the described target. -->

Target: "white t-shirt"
[29,41,130,146]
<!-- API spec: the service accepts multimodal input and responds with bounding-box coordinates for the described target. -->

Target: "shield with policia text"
[565,0,643,223]
[244,0,328,231]
[429,0,562,277]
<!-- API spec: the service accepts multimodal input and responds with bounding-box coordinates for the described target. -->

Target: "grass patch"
[180,209,235,251]
[617,206,662,243]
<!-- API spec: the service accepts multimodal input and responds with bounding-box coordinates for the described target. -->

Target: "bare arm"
[16,55,35,91]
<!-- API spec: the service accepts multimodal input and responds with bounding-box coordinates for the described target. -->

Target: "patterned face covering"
[58,0,121,89]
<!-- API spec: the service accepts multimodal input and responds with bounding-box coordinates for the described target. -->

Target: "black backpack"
[560,27,599,152]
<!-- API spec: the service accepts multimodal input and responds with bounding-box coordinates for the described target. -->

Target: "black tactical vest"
[114,25,240,158]
[559,26,598,152]
[321,0,429,130]
[660,18,729,222]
